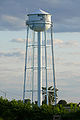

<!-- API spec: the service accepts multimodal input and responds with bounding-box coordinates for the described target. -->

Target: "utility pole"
[0,90,6,98]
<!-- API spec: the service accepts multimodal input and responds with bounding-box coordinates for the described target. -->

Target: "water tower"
[23,9,56,107]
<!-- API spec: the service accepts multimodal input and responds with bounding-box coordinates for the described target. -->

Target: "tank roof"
[27,9,51,15]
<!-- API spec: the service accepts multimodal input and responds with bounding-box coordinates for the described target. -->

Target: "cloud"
[2,15,20,24]
[0,0,80,32]
[69,52,80,55]
[64,41,79,47]
[0,51,24,57]
[0,14,25,30]
[54,39,63,46]
[10,37,32,44]
[47,38,79,48]
[58,62,80,67]
[11,38,25,43]
[54,39,79,48]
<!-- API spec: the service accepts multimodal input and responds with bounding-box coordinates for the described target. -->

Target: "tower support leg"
[38,32,42,107]
[23,26,29,103]
[32,31,35,103]
[51,25,56,105]
[44,30,48,105]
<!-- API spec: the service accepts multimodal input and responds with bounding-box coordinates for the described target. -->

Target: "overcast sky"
[0,0,80,32]
[0,0,80,103]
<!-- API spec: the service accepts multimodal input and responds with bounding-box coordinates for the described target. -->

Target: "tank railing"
[26,21,52,25]
[26,20,53,26]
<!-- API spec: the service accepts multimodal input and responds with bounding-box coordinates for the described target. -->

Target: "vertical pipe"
[32,31,35,103]
[5,93,6,98]
[51,24,56,105]
[41,32,42,106]
[38,32,42,107]
[44,30,48,105]
[23,26,29,103]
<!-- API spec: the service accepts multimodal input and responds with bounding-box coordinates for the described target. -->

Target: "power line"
[0,90,6,98]
[0,89,21,97]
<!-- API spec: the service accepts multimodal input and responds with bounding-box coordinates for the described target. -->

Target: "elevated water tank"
[26,9,51,32]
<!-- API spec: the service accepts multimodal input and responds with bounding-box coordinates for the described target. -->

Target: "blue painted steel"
[44,30,48,105]
[32,31,35,103]
[51,24,56,105]
[23,26,29,103]
[38,32,42,107]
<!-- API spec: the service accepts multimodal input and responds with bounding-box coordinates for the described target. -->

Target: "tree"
[58,100,67,106]
[42,86,58,105]
[24,99,31,104]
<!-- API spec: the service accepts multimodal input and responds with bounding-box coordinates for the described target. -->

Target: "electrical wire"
[0,89,21,97]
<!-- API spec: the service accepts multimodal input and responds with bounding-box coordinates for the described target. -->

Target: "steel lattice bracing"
[23,10,56,106]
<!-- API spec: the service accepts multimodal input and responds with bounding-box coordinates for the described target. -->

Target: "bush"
[0,97,80,120]
[58,100,67,106]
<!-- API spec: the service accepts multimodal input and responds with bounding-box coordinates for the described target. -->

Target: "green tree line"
[0,97,80,120]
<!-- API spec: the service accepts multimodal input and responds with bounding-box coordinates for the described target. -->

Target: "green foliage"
[0,97,80,120]
[53,105,60,114]
[0,118,3,120]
